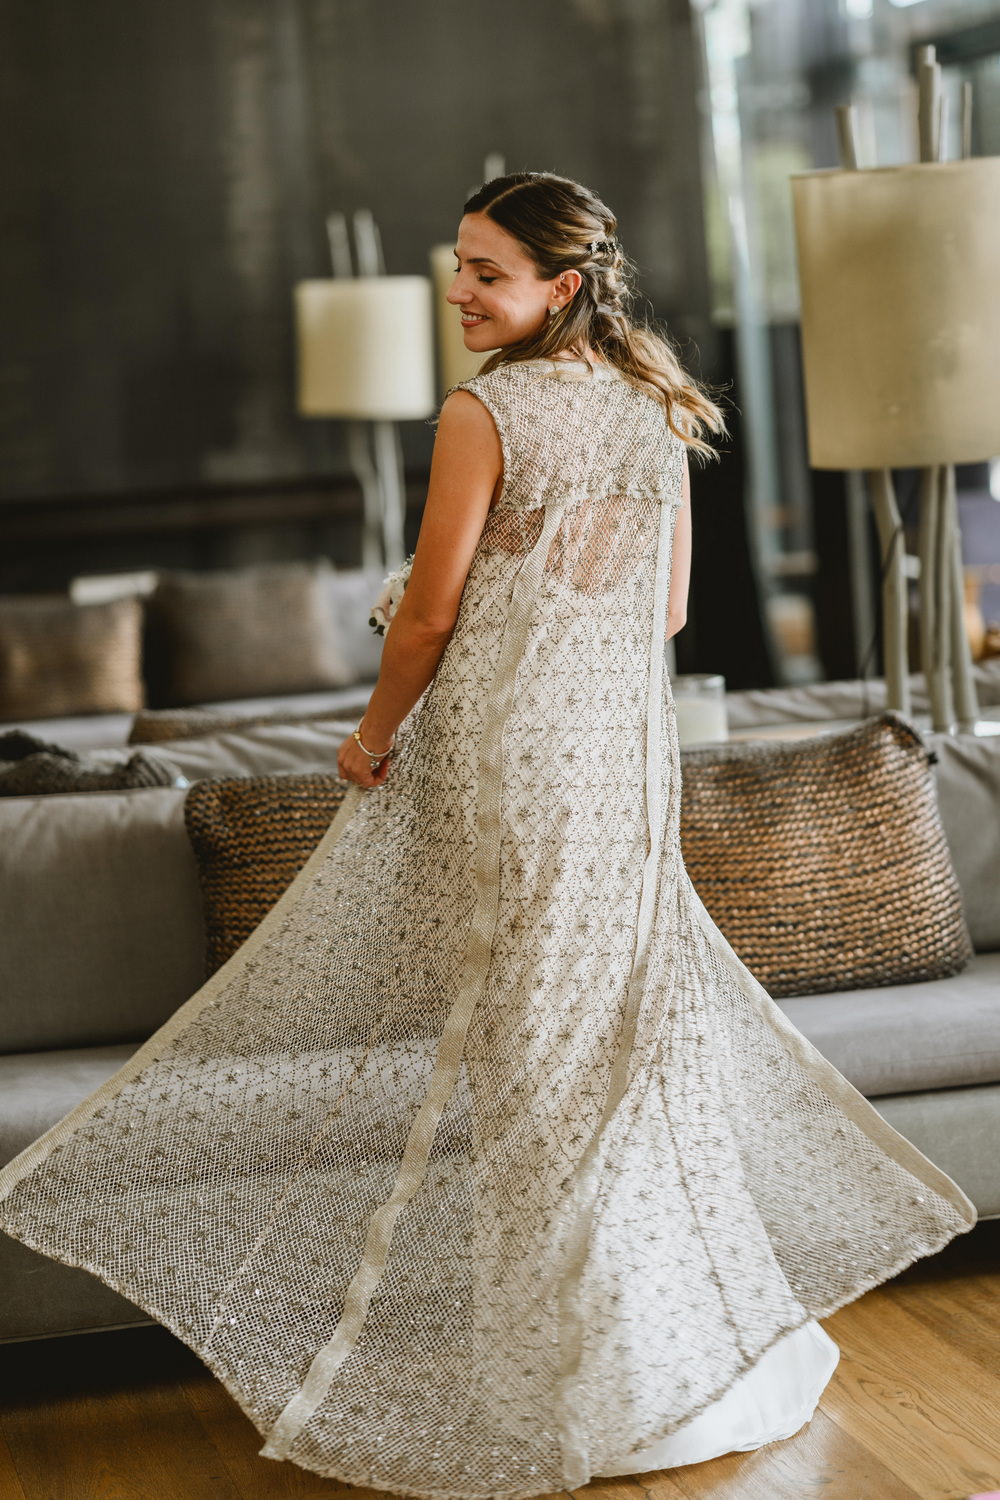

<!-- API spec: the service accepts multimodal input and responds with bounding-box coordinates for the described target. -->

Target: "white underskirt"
[595,1318,840,1475]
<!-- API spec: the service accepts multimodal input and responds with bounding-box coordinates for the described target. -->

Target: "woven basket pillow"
[679,710,973,997]
[183,771,350,975]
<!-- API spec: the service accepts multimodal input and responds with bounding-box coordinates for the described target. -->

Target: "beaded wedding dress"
[0,357,976,1498]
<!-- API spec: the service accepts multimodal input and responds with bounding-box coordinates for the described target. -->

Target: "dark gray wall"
[1,0,716,502]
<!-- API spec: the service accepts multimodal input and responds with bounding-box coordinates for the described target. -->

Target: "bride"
[0,171,976,1498]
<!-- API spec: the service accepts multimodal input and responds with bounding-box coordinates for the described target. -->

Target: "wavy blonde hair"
[464,171,730,463]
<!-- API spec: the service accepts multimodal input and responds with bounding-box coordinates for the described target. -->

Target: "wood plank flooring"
[1,1218,998,1500]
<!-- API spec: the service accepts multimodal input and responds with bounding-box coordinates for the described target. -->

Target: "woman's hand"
[337,726,396,789]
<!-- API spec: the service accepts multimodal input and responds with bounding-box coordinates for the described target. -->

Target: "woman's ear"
[552,268,583,301]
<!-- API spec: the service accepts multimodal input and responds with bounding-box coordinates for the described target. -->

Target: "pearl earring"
[548,306,560,317]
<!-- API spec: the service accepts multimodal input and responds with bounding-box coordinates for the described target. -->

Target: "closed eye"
[453,264,497,284]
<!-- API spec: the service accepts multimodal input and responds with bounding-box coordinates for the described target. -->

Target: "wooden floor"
[1,1218,998,1500]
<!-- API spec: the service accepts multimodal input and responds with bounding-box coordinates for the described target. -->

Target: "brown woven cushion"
[679,711,973,997]
[0,594,144,719]
[129,705,353,745]
[183,771,350,974]
[142,559,353,709]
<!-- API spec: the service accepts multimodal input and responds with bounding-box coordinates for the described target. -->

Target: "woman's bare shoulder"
[436,385,502,432]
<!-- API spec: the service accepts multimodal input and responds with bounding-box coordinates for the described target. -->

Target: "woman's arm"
[666,450,691,641]
[343,389,503,773]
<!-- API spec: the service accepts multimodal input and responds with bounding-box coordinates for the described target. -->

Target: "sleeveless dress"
[0,356,977,1499]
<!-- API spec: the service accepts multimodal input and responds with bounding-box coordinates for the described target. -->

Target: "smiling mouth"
[461,313,489,325]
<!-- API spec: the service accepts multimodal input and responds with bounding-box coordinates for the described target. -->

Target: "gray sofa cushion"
[724,660,1000,729]
[192,682,377,722]
[929,731,1000,952]
[0,1043,152,1341]
[0,1044,138,1166]
[150,720,356,781]
[778,952,1000,1095]
[0,710,137,754]
[0,789,205,1053]
[0,1230,151,1343]
[869,1083,1000,1221]
[0,684,375,755]
[84,721,357,784]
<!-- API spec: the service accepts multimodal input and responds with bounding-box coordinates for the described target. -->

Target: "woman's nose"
[446,277,470,305]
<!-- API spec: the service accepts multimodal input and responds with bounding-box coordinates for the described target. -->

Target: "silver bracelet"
[352,726,396,773]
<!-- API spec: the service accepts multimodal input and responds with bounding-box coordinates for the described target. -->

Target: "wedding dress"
[0,356,976,1499]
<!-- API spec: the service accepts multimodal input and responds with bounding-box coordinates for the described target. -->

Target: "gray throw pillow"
[142,559,353,708]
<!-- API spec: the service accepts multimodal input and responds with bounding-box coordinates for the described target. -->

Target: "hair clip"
[588,237,616,256]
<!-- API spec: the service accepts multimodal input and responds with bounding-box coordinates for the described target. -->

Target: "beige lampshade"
[429,244,492,397]
[791,157,1000,469]
[294,276,435,419]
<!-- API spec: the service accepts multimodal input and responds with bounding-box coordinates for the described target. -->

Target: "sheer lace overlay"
[0,357,977,1500]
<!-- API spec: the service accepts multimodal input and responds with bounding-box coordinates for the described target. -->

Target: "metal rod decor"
[946,463,978,731]
[326,212,353,279]
[951,83,981,733]
[916,48,947,731]
[325,211,385,572]
[917,466,943,725]
[356,208,407,573]
[914,45,979,732]
[933,465,956,731]
[347,423,385,573]
[323,210,410,573]
[961,81,973,158]
[833,103,859,171]
[835,102,911,716]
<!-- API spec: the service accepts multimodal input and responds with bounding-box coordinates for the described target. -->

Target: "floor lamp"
[791,53,1000,734]
[429,154,507,401]
[294,210,435,573]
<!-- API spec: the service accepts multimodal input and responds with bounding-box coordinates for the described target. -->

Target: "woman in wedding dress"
[0,171,976,1498]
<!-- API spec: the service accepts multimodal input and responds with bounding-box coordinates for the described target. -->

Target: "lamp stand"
[373,419,407,572]
[346,422,385,572]
[328,209,409,575]
[865,468,911,719]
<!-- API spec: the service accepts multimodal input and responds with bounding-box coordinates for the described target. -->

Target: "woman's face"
[446,212,579,351]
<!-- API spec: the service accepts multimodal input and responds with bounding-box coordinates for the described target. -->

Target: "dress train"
[596,1318,839,1474]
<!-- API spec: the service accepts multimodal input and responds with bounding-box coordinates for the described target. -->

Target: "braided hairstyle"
[463,171,728,462]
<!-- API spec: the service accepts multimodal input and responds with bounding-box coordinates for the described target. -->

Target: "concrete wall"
[1,0,716,502]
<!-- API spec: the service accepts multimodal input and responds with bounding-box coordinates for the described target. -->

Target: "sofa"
[1,691,998,1344]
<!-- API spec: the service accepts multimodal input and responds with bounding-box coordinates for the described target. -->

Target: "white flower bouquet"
[369,553,415,636]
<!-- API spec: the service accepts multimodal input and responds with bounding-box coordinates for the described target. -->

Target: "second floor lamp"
[791,50,1000,733]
